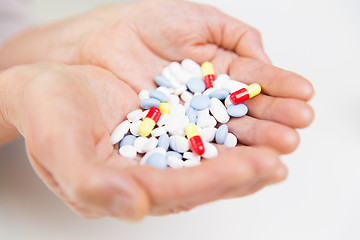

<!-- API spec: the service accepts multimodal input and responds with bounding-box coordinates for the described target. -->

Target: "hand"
[0,0,314,154]
[0,63,286,220]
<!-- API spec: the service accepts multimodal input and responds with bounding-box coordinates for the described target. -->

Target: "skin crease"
[0,0,314,220]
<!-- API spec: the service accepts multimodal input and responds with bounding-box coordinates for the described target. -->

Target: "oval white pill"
[119,145,137,160]
[162,67,181,89]
[130,120,142,136]
[224,95,232,108]
[184,160,201,168]
[127,109,143,122]
[209,98,230,123]
[224,133,237,148]
[167,94,180,107]
[202,88,216,96]
[174,84,187,95]
[142,110,149,120]
[181,90,194,103]
[170,104,186,117]
[202,141,218,159]
[110,120,130,145]
[181,59,202,78]
[170,136,189,153]
[157,113,170,127]
[151,126,167,137]
[222,79,248,93]
[183,152,201,161]
[142,137,158,153]
[138,89,150,101]
[134,136,148,153]
[167,156,184,169]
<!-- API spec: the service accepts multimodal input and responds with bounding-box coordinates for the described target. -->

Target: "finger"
[127,145,281,215]
[229,57,314,101]
[227,115,300,154]
[200,4,271,64]
[245,94,315,128]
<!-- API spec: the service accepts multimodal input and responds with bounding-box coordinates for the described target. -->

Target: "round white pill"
[209,98,230,123]
[127,109,143,122]
[138,89,150,101]
[129,120,142,136]
[184,160,201,168]
[224,133,237,148]
[167,156,184,169]
[134,136,148,153]
[202,141,218,159]
[170,104,186,117]
[170,135,189,153]
[200,127,217,142]
[142,137,158,153]
[174,84,187,95]
[167,94,180,107]
[183,152,201,161]
[119,145,137,160]
[157,113,170,127]
[110,120,130,145]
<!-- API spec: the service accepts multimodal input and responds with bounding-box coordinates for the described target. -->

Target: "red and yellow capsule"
[229,83,261,105]
[185,123,205,155]
[201,61,216,89]
[139,107,161,137]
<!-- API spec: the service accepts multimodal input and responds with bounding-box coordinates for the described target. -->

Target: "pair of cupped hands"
[0,0,314,220]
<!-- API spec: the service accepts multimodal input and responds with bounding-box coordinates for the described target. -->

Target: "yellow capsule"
[246,83,261,98]
[201,62,215,76]
[185,123,200,139]
[139,118,156,137]
[159,102,170,115]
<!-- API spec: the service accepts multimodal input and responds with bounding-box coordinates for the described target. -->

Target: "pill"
[167,156,184,169]
[127,109,143,122]
[129,120,142,136]
[142,110,149,120]
[110,120,130,144]
[229,83,261,105]
[119,145,137,160]
[187,77,206,93]
[183,151,201,161]
[185,107,197,124]
[166,151,183,159]
[146,153,168,169]
[170,104,186,117]
[169,62,195,84]
[156,86,173,97]
[167,94,180,107]
[227,103,248,117]
[215,124,228,144]
[199,127,217,142]
[157,113,170,127]
[184,160,201,168]
[150,90,168,102]
[209,98,230,123]
[158,134,170,150]
[202,141,218,159]
[181,90,194,103]
[185,123,205,155]
[224,133,237,148]
[143,137,158,153]
[151,126,167,137]
[154,75,171,88]
[119,135,136,148]
[162,66,181,88]
[140,147,166,165]
[159,102,170,115]
[139,107,161,137]
[190,94,211,111]
[134,136,148,153]
[196,114,215,128]
[181,59,202,78]
[140,98,161,109]
[174,84,187,95]
[202,87,216,96]
[222,79,248,93]
[138,89,150,101]
[224,95,232,108]
[170,135,190,153]
[201,62,216,89]
[209,89,230,100]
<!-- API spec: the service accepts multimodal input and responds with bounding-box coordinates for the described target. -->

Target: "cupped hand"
[0,63,286,220]
[0,0,314,154]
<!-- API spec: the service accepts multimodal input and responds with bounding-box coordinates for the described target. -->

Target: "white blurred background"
[1,0,360,239]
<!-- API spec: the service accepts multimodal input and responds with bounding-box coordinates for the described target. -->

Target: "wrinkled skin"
[0,0,314,221]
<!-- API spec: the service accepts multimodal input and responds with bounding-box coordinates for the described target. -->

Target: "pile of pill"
[110,59,261,169]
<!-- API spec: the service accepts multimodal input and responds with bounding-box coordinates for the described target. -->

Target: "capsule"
[229,83,261,105]
[139,107,161,137]
[159,102,170,115]
[201,62,216,89]
[185,123,205,155]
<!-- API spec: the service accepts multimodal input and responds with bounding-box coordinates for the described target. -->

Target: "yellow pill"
[201,61,215,76]
[159,102,170,115]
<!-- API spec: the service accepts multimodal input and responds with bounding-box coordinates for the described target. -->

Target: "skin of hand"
[0,63,287,220]
[0,0,314,154]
